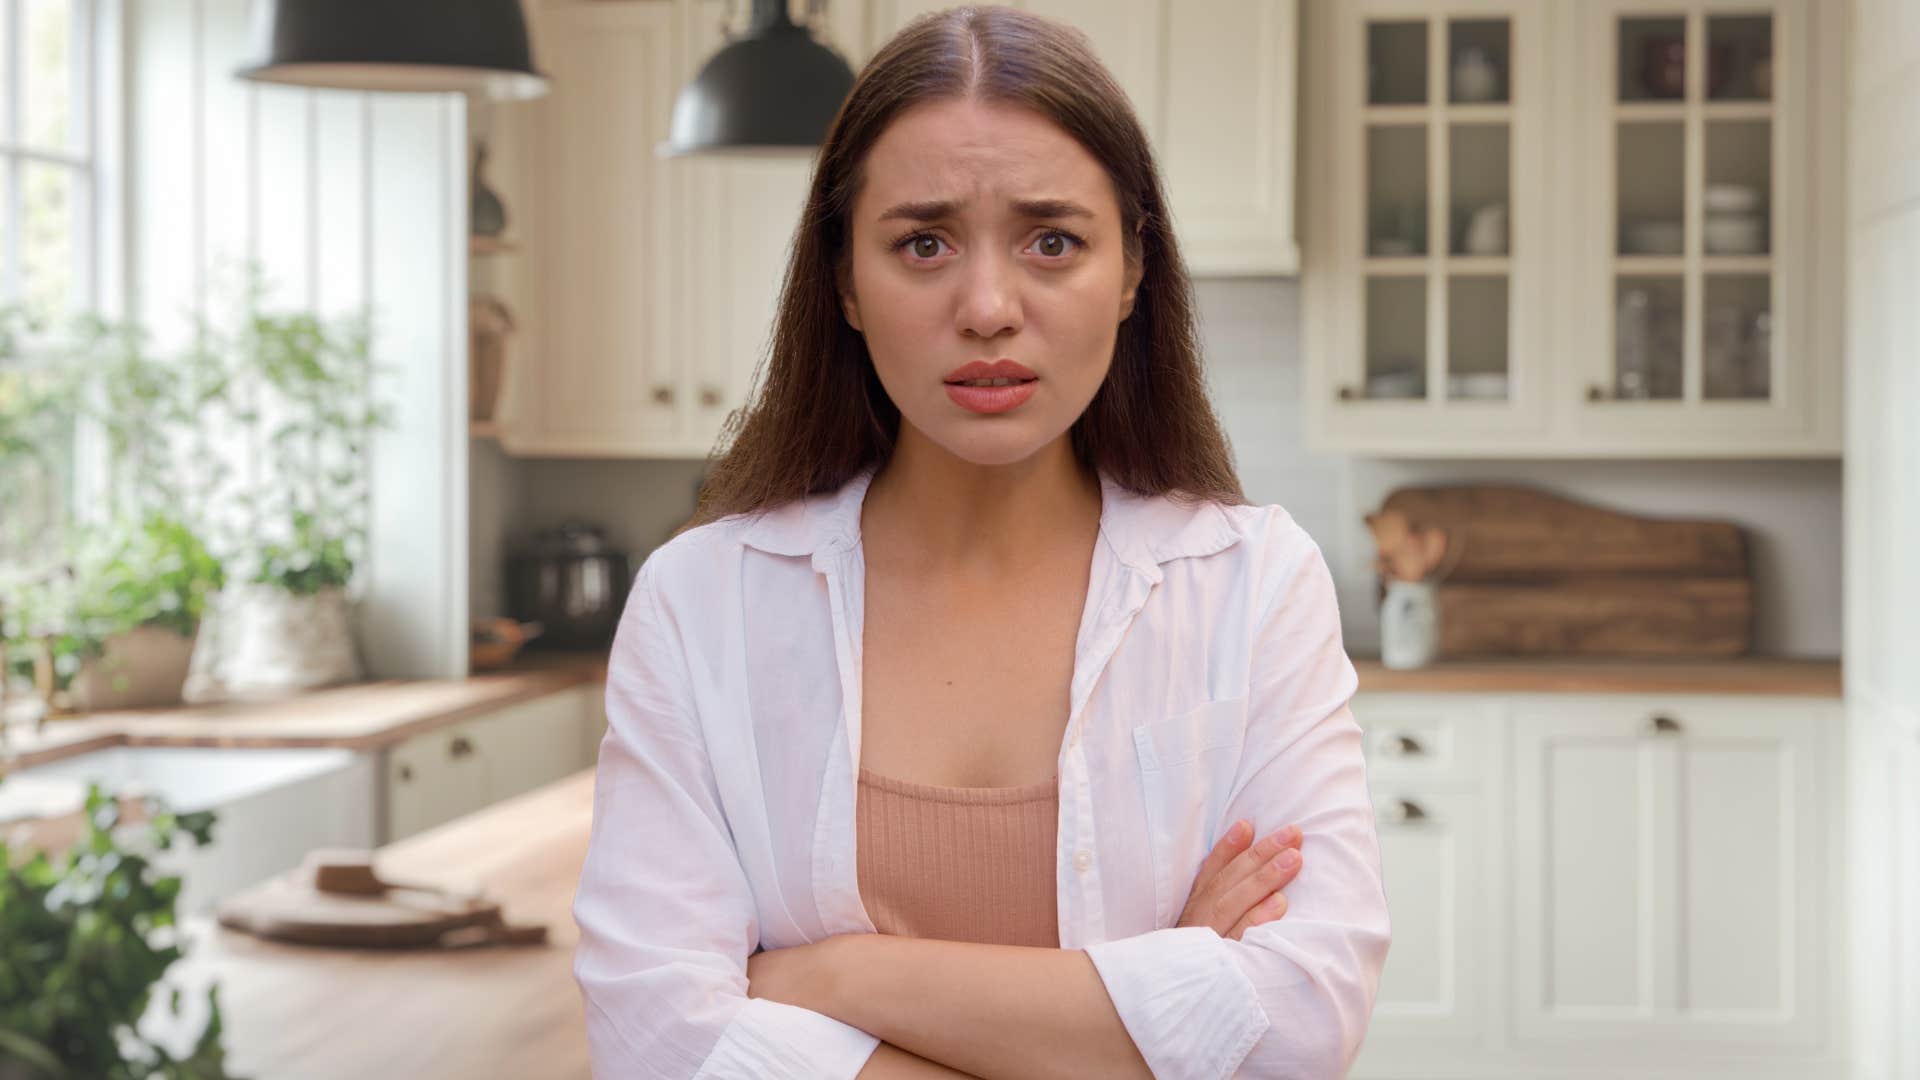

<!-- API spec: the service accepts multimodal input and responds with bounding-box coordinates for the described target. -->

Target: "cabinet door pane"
[1447,18,1509,104]
[1368,20,1428,105]
[1703,275,1771,400]
[1708,14,1774,101]
[1619,16,1687,101]
[1614,276,1683,400]
[1705,119,1771,255]
[1367,276,1426,399]
[1448,275,1508,399]
[1450,124,1509,256]
[1617,122,1684,256]
[1369,125,1427,256]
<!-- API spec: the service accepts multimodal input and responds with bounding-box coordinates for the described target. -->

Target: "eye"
[890,231,949,261]
[1032,230,1086,259]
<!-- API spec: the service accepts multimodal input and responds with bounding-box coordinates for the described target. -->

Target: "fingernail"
[1278,849,1301,869]
[1232,820,1250,843]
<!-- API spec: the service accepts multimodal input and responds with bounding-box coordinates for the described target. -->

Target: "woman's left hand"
[745,937,842,1011]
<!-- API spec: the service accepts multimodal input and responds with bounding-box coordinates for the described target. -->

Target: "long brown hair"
[675,4,1246,540]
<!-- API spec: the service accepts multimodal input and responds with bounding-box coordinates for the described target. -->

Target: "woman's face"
[838,98,1142,467]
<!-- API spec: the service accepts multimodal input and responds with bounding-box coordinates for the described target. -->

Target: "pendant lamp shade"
[660,0,854,157]
[236,0,549,101]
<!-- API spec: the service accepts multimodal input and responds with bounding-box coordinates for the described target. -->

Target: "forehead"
[857,98,1115,216]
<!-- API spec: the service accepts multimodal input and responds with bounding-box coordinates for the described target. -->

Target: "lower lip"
[944,379,1038,414]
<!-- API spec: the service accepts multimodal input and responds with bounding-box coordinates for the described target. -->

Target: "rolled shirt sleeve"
[1084,529,1393,1079]
[572,556,882,1080]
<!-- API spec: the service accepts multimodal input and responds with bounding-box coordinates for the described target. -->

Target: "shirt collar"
[738,462,1242,582]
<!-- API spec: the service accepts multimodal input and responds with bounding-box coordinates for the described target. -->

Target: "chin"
[917,420,1069,469]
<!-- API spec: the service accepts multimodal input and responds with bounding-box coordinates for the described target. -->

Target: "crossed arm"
[747,933,1153,1080]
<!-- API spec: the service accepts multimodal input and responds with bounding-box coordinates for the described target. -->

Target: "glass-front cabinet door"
[1575,0,1812,442]
[1322,0,1548,449]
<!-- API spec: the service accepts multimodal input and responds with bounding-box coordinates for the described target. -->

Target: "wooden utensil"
[304,848,483,905]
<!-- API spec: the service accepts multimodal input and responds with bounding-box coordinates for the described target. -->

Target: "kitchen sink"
[1,744,380,917]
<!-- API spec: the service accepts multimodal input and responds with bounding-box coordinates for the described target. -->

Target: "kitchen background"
[0,0,1912,1078]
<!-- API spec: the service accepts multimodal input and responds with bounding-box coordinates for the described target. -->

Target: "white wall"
[1843,1,1920,1077]
[125,0,469,678]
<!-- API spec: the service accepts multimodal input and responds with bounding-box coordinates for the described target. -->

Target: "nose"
[955,251,1022,340]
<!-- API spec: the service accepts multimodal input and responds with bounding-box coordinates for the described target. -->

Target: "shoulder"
[1209,499,1339,612]
[628,511,763,605]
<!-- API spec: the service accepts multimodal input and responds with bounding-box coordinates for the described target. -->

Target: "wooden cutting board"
[1377,485,1754,658]
[215,870,548,950]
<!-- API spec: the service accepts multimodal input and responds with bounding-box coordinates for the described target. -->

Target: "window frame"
[0,0,126,539]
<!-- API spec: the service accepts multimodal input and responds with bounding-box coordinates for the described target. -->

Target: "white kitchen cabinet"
[1349,690,1844,1080]
[1351,695,1500,1072]
[860,0,1300,276]
[498,0,682,457]
[1302,0,1845,458]
[668,1,819,459]
[1507,695,1832,1063]
[383,685,597,843]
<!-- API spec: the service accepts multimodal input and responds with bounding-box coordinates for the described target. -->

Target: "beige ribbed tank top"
[855,766,1061,948]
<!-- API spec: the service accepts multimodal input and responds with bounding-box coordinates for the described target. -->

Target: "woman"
[571,7,1390,1079]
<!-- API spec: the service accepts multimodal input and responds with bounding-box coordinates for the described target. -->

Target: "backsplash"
[472,278,1842,659]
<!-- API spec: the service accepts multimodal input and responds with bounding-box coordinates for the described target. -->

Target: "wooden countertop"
[1352,654,1842,697]
[0,649,609,771]
[148,767,598,1079]
[1,648,1841,775]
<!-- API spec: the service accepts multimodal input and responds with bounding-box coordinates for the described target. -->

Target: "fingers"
[1213,828,1304,929]
[1227,890,1289,941]
[1190,820,1253,900]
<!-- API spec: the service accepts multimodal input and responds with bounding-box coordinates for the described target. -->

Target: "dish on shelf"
[1623,219,1683,255]
[1704,214,1766,254]
[1703,184,1762,214]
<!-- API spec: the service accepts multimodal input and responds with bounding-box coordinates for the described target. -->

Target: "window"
[0,0,109,566]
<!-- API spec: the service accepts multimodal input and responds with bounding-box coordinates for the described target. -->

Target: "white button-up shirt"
[573,464,1391,1079]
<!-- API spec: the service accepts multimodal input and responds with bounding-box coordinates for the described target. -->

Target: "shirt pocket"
[1131,695,1250,928]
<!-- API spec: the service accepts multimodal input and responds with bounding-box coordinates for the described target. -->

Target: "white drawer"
[1352,694,1495,782]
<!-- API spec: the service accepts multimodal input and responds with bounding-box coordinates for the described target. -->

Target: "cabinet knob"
[1586,383,1608,403]
[1338,384,1358,401]
[699,384,722,408]
[397,764,414,782]
[1378,733,1425,757]
[449,735,474,758]
[653,385,675,406]
[1377,799,1427,825]
[1648,713,1683,735]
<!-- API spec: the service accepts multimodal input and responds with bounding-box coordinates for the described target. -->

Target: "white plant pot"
[183,584,363,703]
[1380,579,1441,670]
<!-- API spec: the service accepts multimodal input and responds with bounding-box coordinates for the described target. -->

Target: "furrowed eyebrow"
[877,197,1098,223]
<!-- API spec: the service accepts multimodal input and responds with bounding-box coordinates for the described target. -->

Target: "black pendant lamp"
[236,0,549,101]
[660,0,855,157]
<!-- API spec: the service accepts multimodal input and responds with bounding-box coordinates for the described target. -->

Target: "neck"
[861,431,1102,579]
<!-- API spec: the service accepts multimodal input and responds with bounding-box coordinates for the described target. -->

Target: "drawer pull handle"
[1378,800,1426,825]
[1648,714,1682,735]
[1379,734,1425,756]
[449,736,475,759]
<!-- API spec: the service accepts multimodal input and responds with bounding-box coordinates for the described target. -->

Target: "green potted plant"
[1,514,226,714]
[181,263,392,704]
[0,304,227,715]
[0,775,241,1079]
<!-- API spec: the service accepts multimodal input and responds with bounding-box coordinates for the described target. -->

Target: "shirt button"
[1073,849,1092,872]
